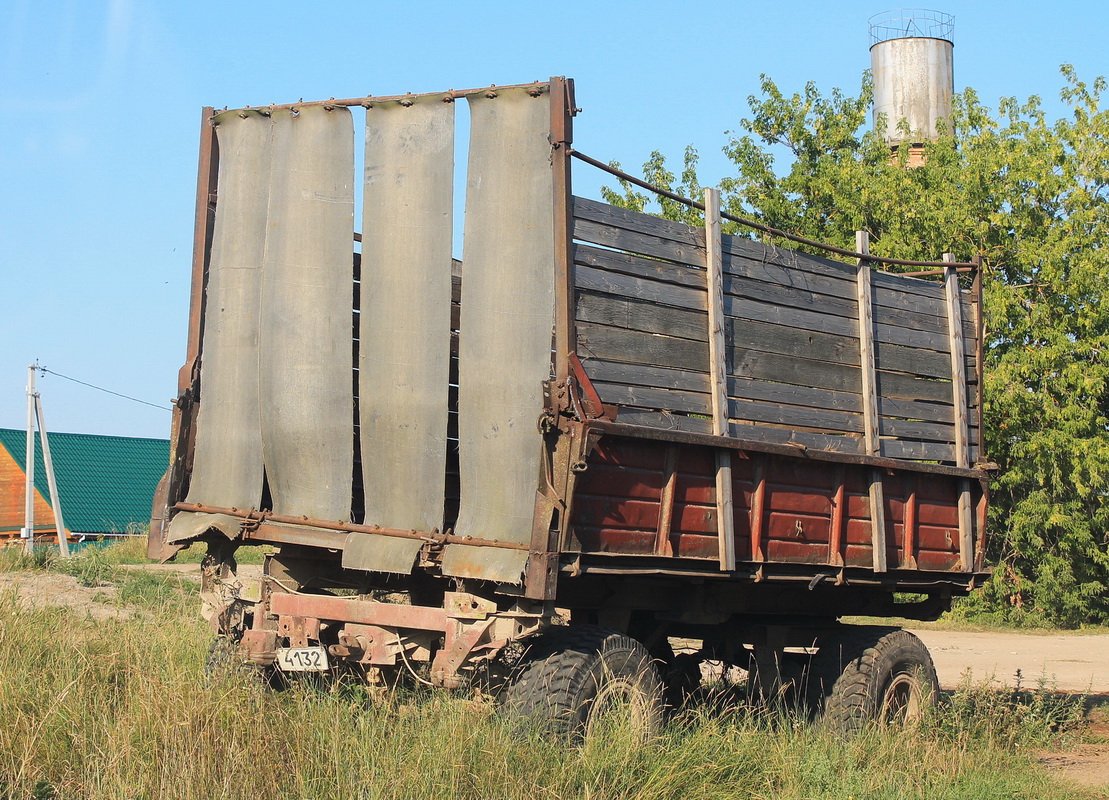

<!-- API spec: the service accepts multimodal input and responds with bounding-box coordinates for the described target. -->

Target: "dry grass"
[0,546,1098,799]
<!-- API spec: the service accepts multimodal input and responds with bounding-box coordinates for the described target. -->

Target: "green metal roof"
[0,428,169,535]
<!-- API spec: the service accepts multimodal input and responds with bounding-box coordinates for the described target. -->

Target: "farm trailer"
[149,77,991,733]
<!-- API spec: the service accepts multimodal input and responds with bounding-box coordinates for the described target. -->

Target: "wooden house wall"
[0,444,65,543]
[571,197,980,465]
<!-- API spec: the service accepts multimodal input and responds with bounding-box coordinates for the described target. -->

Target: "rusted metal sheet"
[341,532,424,575]
[442,544,530,585]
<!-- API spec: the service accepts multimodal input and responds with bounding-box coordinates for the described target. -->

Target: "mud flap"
[441,544,530,585]
[341,532,424,575]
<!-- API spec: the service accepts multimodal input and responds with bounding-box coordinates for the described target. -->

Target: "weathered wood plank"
[582,358,978,427]
[573,196,972,330]
[729,394,863,433]
[722,291,952,354]
[591,381,710,415]
[593,379,965,446]
[725,315,972,380]
[705,188,736,571]
[575,244,705,290]
[729,345,957,404]
[574,195,704,248]
[577,292,707,341]
[722,231,947,300]
[881,439,956,462]
[576,264,707,311]
[856,231,887,573]
[944,257,975,572]
[723,249,976,339]
[574,243,975,348]
[722,272,970,343]
[608,408,962,464]
[575,240,978,345]
[574,218,705,268]
[572,266,980,375]
[577,322,710,372]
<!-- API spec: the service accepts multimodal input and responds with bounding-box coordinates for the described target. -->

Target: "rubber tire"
[502,625,665,743]
[204,635,286,689]
[810,626,939,733]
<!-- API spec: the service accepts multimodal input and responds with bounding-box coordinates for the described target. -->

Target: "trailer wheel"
[812,627,938,732]
[502,625,664,742]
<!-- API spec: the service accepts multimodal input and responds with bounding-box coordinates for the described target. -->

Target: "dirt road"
[910,628,1109,693]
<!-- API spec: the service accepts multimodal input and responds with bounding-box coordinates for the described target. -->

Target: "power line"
[38,367,172,411]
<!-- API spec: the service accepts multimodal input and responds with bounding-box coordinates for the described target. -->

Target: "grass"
[0,546,1101,798]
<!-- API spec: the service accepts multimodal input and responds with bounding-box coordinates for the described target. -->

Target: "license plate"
[276,646,330,672]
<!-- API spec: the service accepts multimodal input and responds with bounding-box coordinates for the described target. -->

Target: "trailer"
[149,77,990,736]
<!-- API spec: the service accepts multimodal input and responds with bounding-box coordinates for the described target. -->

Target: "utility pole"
[23,364,36,554]
[35,394,70,557]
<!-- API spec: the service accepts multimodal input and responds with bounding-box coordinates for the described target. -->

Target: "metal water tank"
[870,9,954,145]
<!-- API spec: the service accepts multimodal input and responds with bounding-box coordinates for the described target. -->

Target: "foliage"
[604,67,1109,627]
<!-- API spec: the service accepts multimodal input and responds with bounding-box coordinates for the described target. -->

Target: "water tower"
[869,9,954,158]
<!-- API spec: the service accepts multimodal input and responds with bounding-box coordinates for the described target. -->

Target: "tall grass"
[0,571,1093,800]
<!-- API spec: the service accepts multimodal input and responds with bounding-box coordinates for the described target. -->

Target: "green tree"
[605,68,1109,627]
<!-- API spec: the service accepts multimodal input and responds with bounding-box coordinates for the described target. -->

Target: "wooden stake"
[705,188,735,571]
[944,253,974,571]
[856,232,887,573]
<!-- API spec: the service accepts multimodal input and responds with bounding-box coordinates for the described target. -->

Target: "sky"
[1,0,1105,440]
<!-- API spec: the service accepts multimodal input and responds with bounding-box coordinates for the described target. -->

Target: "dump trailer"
[150,77,990,734]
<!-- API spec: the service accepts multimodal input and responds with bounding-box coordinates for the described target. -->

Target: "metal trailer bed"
[149,76,990,731]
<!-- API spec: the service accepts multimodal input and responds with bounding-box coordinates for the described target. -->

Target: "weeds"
[0,545,1099,798]
[0,594,1094,800]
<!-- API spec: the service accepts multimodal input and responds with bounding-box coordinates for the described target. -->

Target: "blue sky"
[1,0,1105,439]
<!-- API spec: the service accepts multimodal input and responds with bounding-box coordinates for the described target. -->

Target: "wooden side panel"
[571,196,981,467]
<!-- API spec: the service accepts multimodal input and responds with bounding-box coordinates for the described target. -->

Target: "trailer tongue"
[151,77,989,736]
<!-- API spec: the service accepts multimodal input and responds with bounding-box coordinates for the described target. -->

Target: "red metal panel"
[578,465,665,500]
[917,550,960,571]
[766,539,829,563]
[672,532,718,559]
[569,432,971,573]
[576,527,657,554]
[766,511,831,544]
[917,500,959,527]
[573,496,662,530]
[918,524,959,552]
[672,501,716,534]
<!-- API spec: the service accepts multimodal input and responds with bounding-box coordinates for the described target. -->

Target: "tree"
[604,68,1109,626]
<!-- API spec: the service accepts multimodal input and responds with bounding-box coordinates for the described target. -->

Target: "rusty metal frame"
[150,107,218,560]
[174,501,529,551]
[583,420,989,481]
[270,591,447,631]
[212,80,555,117]
[521,78,579,601]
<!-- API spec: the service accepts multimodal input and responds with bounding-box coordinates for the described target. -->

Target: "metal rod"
[23,364,35,554]
[34,394,70,558]
[567,149,977,270]
[172,502,530,551]
[210,80,553,118]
